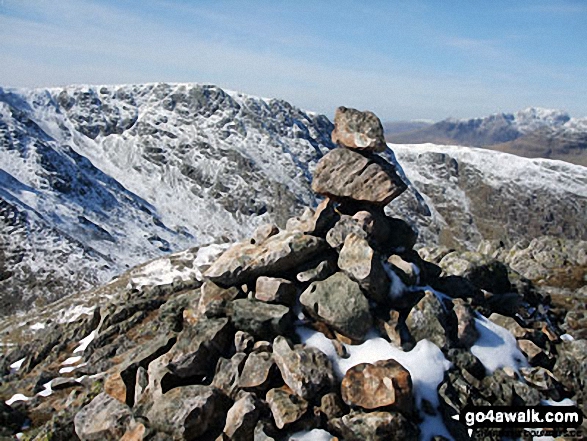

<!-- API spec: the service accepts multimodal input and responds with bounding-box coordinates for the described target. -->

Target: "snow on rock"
[297,326,453,440]
[9,357,25,372]
[6,394,30,406]
[73,330,96,353]
[288,429,336,440]
[0,83,335,314]
[471,315,528,374]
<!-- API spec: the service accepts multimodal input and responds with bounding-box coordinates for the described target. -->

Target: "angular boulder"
[146,385,229,440]
[266,387,309,429]
[272,336,335,400]
[338,233,390,303]
[204,231,327,287]
[74,393,134,440]
[331,106,387,153]
[329,410,419,441]
[311,148,407,206]
[341,359,414,413]
[300,272,372,341]
[255,276,297,306]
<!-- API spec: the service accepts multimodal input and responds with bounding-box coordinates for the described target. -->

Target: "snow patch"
[297,327,453,440]
[471,315,528,374]
[9,357,25,372]
[288,429,336,440]
[73,330,96,353]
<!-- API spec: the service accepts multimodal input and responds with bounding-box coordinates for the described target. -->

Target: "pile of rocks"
[1,107,585,440]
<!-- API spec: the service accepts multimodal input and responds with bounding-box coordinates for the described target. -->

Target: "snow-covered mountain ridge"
[0,83,334,314]
[1,83,586,314]
[387,107,587,166]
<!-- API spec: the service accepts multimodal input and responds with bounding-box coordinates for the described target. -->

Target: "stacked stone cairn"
[7,107,582,440]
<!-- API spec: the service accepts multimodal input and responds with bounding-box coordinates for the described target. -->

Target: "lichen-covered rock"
[167,317,233,378]
[266,387,309,429]
[204,231,327,287]
[406,290,457,349]
[300,272,372,341]
[311,148,407,206]
[331,106,387,153]
[272,336,335,400]
[329,410,419,441]
[197,281,240,318]
[227,298,293,340]
[74,392,134,440]
[439,251,512,294]
[341,359,414,413]
[146,385,229,440]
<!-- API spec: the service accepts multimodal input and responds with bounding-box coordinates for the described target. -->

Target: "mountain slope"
[1,84,586,315]
[386,108,587,166]
[387,143,587,249]
[0,83,335,314]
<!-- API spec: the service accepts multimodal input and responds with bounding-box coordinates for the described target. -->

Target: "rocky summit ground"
[0,108,585,440]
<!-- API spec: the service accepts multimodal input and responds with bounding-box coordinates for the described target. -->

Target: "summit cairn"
[5,107,582,441]
[312,107,407,206]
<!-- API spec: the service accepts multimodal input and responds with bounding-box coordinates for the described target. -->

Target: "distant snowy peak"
[386,106,587,166]
[513,107,570,133]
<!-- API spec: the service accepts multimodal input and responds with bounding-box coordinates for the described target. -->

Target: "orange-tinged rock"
[341,359,414,413]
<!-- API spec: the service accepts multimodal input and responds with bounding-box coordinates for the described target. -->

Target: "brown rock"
[266,387,309,429]
[453,299,479,348]
[104,370,127,404]
[331,106,387,153]
[120,422,147,441]
[341,359,414,413]
[311,148,407,206]
[255,276,297,306]
[239,351,276,391]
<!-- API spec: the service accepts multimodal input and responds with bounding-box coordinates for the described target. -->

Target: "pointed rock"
[338,233,390,303]
[272,336,335,400]
[224,392,261,440]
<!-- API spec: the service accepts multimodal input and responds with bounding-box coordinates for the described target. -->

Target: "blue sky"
[1,0,586,120]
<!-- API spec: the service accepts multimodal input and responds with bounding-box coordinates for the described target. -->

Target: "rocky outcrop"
[1,107,585,441]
